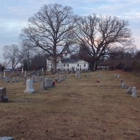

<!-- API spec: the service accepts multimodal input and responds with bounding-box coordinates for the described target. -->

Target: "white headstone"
[24,70,27,77]
[0,136,14,140]
[121,82,125,89]
[77,71,81,79]
[131,87,137,97]
[40,78,46,90]
[32,75,35,83]
[44,78,50,88]
[24,79,35,93]
[114,74,116,77]
[3,71,5,78]
[23,77,26,85]
[0,74,2,80]
[5,77,10,83]
[22,67,24,73]
[75,70,78,77]
[126,86,132,94]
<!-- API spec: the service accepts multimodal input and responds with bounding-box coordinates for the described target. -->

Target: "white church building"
[47,51,89,71]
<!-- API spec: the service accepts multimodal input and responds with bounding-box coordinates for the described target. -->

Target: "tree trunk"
[52,58,57,74]
[93,61,96,71]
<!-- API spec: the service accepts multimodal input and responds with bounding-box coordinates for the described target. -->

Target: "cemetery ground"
[0,70,140,140]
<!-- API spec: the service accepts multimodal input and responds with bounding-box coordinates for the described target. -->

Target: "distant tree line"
[2,3,140,73]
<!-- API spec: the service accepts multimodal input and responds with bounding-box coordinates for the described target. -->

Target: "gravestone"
[98,75,102,79]
[0,74,2,80]
[40,78,46,90]
[77,71,81,79]
[120,79,123,84]
[12,77,18,83]
[24,79,35,93]
[75,70,78,77]
[114,74,117,78]
[49,78,53,87]
[55,78,58,83]
[57,77,61,83]
[17,75,20,82]
[38,77,42,82]
[126,86,132,94]
[24,70,27,78]
[0,137,14,140]
[117,75,120,78]
[32,75,35,83]
[5,77,10,83]
[121,82,126,89]
[85,74,87,77]
[131,87,137,97]
[0,87,8,102]
[3,71,5,79]
[64,75,67,80]
[61,76,64,81]
[35,76,38,82]
[23,77,27,85]
[44,78,50,88]
[22,67,24,73]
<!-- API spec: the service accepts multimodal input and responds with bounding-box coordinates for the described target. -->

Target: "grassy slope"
[0,70,140,140]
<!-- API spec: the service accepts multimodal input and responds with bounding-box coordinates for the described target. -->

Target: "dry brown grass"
[0,70,140,140]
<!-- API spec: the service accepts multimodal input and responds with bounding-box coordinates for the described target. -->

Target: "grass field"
[0,70,140,140]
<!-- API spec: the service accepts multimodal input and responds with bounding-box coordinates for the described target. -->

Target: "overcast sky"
[0,0,140,62]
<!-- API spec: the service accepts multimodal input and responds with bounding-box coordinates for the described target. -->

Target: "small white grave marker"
[131,87,137,97]
[24,79,35,93]
[126,86,132,94]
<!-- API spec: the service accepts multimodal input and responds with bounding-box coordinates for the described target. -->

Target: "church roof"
[61,58,88,64]
[61,58,79,63]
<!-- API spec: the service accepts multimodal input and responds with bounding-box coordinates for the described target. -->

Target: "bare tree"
[3,44,22,70]
[20,4,77,73]
[20,41,36,70]
[74,14,133,70]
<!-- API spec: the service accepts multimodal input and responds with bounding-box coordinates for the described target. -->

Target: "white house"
[60,58,89,71]
[46,51,89,71]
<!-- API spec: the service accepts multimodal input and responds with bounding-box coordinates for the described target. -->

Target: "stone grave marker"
[121,82,126,89]
[77,71,81,79]
[120,79,123,84]
[117,75,120,78]
[57,77,61,83]
[40,78,47,90]
[114,74,117,78]
[131,87,137,97]
[126,86,132,94]
[49,78,53,88]
[98,75,102,79]
[0,137,14,140]
[23,77,27,85]
[3,71,5,79]
[24,70,27,78]
[5,77,10,83]
[32,75,35,83]
[44,78,50,89]
[0,74,2,80]
[24,79,35,93]
[75,70,78,77]
[55,78,58,83]
[0,87,8,102]
[21,67,24,73]
[12,77,18,83]
[35,75,38,82]
[61,76,64,81]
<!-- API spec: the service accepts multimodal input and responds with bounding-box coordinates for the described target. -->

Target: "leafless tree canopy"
[3,44,22,70]
[74,14,133,70]
[20,4,77,73]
